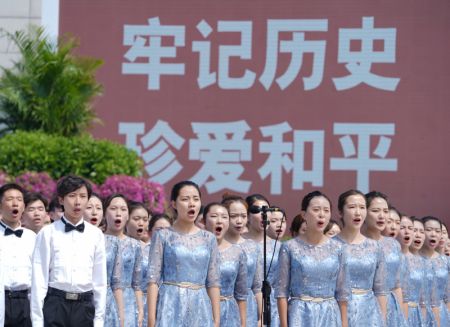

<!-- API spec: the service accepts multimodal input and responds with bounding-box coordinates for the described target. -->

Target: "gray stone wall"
[0,0,42,70]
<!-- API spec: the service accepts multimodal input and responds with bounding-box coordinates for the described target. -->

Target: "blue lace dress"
[218,244,248,327]
[141,242,151,327]
[335,236,387,327]
[402,253,427,327]
[238,238,263,327]
[275,237,350,327]
[105,235,122,327]
[422,255,449,327]
[119,236,143,326]
[379,236,408,327]
[148,228,220,327]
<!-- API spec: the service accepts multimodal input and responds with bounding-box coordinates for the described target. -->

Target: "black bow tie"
[62,218,85,233]
[4,228,23,238]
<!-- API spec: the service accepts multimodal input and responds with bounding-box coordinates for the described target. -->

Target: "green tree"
[0,27,103,136]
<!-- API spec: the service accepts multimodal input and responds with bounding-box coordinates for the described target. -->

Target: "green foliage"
[0,27,103,137]
[0,131,143,184]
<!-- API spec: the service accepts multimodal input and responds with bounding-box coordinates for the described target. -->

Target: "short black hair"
[128,200,149,216]
[324,219,341,234]
[48,195,63,212]
[301,191,332,212]
[103,193,128,211]
[203,202,227,221]
[170,181,201,202]
[0,183,25,202]
[24,192,48,210]
[365,191,389,209]
[270,205,286,219]
[388,206,402,219]
[148,213,172,232]
[338,189,365,213]
[290,213,305,237]
[56,175,92,199]
[245,194,270,211]
[422,216,442,229]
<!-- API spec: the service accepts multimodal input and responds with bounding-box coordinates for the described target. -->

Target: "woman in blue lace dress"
[204,202,248,327]
[363,191,407,327]
[276,191,350,327]
[244,194,281,327]
[104,234,123,327]
[104,194,143,327]
[126,201,152,327]
[399,216,427,326]
[420,216,449,326]
[335,189,387,327]
[140,213,171,326]
[223,195,263,327]
[87,194,123,326]
[147,181,220,327]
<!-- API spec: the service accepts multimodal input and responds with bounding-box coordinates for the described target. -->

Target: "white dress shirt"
[31,217,107,327]
[0,222,36,290]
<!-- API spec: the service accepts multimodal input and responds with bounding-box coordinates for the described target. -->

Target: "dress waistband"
[220,295,234,301]
[162,281,204,290]
[290,295,335,303]
[351,288,371,295]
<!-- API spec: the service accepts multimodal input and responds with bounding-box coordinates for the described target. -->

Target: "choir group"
[0,175,448,327]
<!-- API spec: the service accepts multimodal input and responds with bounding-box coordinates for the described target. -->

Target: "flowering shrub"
[4,171,165,213]
[0,131,143,184]
[15,172,57,199]
[99,175,165,213]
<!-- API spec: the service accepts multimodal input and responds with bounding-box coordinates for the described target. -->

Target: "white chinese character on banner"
[192,20,216,89]
[189,121,252,193]
[192,20,256,89]
[332,17,400,91]
[330,123,398,193]
[122,17,185,90]
[292,130,324,190]
[258,122,324,194]
[118,122,145,154]
[118,121,185,184]
[258,122,293,194]
[259,19,328,91]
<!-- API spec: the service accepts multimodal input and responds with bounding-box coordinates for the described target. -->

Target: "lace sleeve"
[132,241,143,291]
[252,247,263,295]
[394,242,402,289]
[430,265,439,307]
[419,258,429,307]
[274,243,290,298]
[234,249,248,301]
[148,230,164,285]
[373,242,388,296]
[335,244,351,302]
[206,234,220,288]
[111,239,123,291]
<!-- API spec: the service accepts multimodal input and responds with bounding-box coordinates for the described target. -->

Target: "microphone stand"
[261,209,271,327]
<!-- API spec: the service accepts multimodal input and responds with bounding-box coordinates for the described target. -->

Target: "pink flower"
[99,175,165,213]
[15,172,57,200]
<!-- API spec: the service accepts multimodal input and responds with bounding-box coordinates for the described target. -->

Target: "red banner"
[60,0,450,222]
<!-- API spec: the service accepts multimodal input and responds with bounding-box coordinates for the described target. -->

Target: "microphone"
[249,205,280,214]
